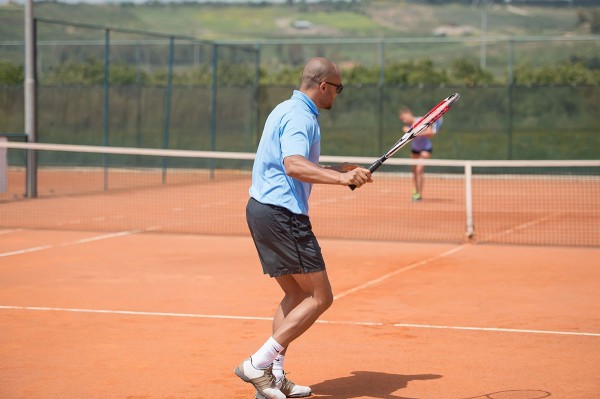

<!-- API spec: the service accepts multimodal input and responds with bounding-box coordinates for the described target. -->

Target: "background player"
[398,106,443,201]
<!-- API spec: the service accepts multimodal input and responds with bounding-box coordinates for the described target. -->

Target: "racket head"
[413,92,460,131]
[348,93,460,191]
[384,92,460,159]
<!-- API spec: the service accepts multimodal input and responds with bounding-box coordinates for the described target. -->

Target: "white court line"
[69,230,142,244]
[0,228,24,235]
[0,306,382,327]
[334,245,466,300]
[393,323,600,337]
[0,230,142,258]
[1,305,597,337]
[479,213,561,243]
[0,245,53,258]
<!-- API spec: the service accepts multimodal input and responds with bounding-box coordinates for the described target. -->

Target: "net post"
[465,161,474,239]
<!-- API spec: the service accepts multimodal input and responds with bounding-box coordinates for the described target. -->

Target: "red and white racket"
[350,93,460,190]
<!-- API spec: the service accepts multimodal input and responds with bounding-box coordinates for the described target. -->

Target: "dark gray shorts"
[246,197,326,277]
[411,147,432,155]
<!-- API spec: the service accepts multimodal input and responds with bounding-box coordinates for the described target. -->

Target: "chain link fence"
[1,18,598,159]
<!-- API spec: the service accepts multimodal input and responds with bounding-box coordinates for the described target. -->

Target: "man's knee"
[294,271,334,312]
[317,288,334,313]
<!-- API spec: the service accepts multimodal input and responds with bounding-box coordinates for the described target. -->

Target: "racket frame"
[349,92,460,190]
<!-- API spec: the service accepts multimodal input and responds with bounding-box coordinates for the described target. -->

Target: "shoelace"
[279,373,296,394]
[253,365,278,391]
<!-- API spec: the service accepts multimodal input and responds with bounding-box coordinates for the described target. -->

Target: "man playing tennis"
[235,57,372,399]
[398,106,442,201]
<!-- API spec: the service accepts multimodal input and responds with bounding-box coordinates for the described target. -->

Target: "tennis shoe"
[234,358,285,399]
[255,374,312,398]
[411,192,422,202]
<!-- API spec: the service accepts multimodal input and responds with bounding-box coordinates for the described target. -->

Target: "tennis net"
[1,141,598,247]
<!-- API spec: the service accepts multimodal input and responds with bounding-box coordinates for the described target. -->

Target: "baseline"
[1,305,598,337]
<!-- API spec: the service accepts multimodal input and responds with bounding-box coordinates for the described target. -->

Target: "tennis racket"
[350,92,460,190]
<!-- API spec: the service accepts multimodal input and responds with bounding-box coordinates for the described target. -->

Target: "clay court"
[1,162,599,399]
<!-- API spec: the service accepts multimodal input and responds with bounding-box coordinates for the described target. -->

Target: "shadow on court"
[311,373,550,399]
[310,371,442,398]
[459,390,552,399]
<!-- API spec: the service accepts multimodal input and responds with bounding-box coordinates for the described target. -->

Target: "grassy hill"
[0,1,594,42]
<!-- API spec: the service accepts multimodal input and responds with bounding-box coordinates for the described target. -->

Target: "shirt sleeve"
[432,118,443,134]
[280,115,314,159]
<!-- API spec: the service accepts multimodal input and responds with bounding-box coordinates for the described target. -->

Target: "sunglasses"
[323,81,344,94]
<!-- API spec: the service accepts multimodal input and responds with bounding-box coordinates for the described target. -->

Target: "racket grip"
[368,159,384,173]
[348,159,384,191]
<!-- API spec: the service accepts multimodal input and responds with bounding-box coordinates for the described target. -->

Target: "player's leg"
[240,199,326,398]
[272,275,308,350]
[237,198,289,399]
[253,274,322,399]
[270,276,306,380]
[414,151,431,200]
[272,270,333,347]
[270,211,332,348]
[250,273,330,399]
[410,152,421,201]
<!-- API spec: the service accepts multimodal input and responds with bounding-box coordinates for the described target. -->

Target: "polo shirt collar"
[292,90,320,118]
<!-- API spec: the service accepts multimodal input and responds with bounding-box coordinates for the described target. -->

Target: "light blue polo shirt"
[249,90,321,215]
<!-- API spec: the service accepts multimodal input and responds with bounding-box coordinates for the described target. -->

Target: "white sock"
[272,354,285,382]
[251,337,285,369]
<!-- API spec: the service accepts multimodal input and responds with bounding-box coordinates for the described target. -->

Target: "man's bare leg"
[272,275,309,356]
[272,270,333,348]
[251,273,327,398]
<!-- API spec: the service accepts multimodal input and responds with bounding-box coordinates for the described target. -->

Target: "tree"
[514,60,600,85]
[450,59,495,86]
[0,62,24,84]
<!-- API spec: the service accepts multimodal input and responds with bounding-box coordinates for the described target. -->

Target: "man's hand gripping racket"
[349,93,460,190]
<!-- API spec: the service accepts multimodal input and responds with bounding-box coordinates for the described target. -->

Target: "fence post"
[253,43,261,148]
[103,28,110,191]
[209,43,219,179]
[25,4,37,198]
[507,39,515,160]
[377,39,385,155]
[162,36,175,184]
[135,44,143,150]
[465,161,474,239]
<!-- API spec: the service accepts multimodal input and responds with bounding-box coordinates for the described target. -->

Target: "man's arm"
[283,155,372,188]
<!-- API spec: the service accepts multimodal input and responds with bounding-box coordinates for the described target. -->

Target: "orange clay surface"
[1,230,599,399]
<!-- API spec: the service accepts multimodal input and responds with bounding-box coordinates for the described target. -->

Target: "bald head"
[299,57,342,110]
[300,57,340,90]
